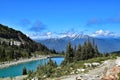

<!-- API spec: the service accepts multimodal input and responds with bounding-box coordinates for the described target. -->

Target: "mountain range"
[1,23,120,54]
[36,35,120,53]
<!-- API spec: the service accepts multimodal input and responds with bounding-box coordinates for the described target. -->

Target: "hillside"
[0,24,53,62]
[37,36,120,53]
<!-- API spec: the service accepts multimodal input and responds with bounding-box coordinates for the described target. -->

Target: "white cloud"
[47,32,52,35]
[46,32,52,38]
[90,30,120,37]
[58,32,76,38]
[91,30,110,37]
[27,32,78,39]
[27,30,120,39]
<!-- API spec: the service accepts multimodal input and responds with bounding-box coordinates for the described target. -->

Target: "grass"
[118,73,120,80]
[25,54,117,79]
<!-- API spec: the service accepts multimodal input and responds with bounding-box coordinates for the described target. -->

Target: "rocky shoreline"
[0,55,49,69]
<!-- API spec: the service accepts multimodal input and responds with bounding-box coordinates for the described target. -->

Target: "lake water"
[0,57,64,78]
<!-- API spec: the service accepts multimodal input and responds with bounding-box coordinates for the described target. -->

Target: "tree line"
[62,39,100,64]
[0,24,59,62]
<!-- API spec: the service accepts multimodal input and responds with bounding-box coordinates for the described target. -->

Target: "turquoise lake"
[0,57,64,78]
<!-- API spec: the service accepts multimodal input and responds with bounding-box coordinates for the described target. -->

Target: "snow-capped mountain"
[35,34,120,53]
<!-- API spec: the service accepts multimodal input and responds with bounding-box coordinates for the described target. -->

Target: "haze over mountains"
[36,34,120,53]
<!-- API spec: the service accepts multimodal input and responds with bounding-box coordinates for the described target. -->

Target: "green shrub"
[22,67,27,75]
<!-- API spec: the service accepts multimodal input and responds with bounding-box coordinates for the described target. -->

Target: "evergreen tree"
[47,58,57,68]
[94,45,99,57]
[2,49,6,61]
[9,50,14,59]
[63,39,100,64]
[22,67,27,75]
[75,44,82,61]
[73,45,77,59]
[65,42,74,63]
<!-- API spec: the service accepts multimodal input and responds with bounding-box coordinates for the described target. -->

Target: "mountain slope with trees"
[0,24,55,62]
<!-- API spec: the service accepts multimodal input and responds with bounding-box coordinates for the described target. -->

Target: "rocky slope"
[44,57,120,80]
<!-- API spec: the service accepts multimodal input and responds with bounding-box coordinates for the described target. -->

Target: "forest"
[0,24,57,62]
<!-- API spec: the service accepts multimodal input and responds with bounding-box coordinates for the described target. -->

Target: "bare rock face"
[101,65,120,80]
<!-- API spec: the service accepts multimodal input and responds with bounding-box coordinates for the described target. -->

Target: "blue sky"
[0,0,120,39]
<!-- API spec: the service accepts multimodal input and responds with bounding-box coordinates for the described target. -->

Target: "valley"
[0,0,120,80]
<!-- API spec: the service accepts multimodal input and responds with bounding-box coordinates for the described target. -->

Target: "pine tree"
[22,67,27,75]
[73,45,77,59]
[94,45,99,57]
[65,42,74,63]
[76,44,82,61]
[63,40,100,64]
[47,58,57,68]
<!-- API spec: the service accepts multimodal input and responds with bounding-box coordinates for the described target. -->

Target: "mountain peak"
[37,35,120,53]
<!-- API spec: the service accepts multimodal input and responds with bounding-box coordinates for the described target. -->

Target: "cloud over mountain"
[90,30,120,38]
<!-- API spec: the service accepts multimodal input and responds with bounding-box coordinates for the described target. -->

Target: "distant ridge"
[36,34,120,53]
